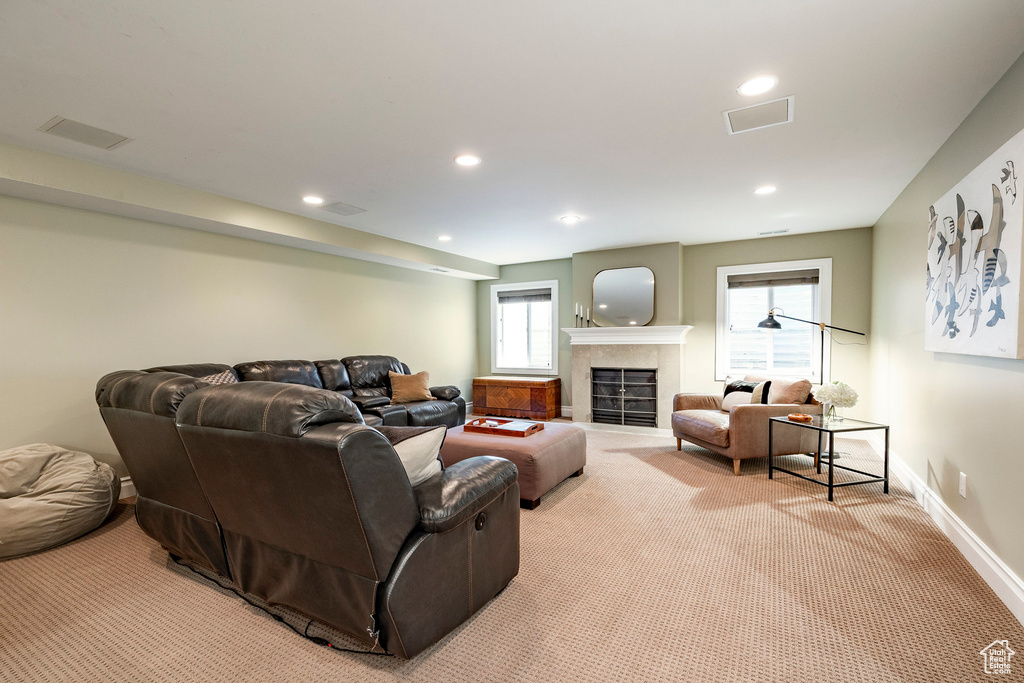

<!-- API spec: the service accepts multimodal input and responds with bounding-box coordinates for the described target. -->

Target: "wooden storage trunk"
[472,376,561,421]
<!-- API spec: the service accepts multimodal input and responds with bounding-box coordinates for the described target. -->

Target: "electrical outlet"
[959,472,967,498]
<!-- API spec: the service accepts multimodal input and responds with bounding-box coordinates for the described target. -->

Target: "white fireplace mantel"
[561,325,693,345]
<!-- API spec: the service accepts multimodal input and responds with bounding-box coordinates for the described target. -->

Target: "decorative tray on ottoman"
[463,417,544,438]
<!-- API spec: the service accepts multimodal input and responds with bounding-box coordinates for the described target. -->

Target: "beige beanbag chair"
[0,444,120,560]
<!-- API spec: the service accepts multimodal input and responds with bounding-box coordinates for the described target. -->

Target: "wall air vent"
[320,201,367,216]
[723,96,794,135]
[758,229,790,237]
[37,116,132,150]
[430,267,449,273]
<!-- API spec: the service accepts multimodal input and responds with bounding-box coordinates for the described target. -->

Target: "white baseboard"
[119,476,136,499]
[870,434,1024,626]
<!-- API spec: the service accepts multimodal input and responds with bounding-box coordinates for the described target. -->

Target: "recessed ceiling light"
[598,304,608,309]
[454,154,481,167]
[754,185,777,195]
[629,321,637,325]
[302,195,325,205]
[560,214,582,225]
[438,235,452,242]
[737,75,779,97]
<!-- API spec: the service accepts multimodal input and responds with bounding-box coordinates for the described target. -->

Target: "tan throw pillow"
[751,380,772,404]
[767,377,811,405]
[389,371,433,403]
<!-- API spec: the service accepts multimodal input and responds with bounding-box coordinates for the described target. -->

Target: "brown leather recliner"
[96,376,519,658]
[96,368,231,576]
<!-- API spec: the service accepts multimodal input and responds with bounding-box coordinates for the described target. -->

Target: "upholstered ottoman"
[440,422,586,509]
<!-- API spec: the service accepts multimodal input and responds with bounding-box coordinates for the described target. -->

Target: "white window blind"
[715,259,831,382]
[491,281,558,375]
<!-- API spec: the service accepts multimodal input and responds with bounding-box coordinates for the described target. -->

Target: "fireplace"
[591,368,658,427]
[562,325,692,429]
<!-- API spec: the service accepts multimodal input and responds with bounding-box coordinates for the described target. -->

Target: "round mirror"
[592,267,655,326]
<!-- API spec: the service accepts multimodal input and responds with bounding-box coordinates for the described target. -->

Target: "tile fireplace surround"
[561,326,693,429]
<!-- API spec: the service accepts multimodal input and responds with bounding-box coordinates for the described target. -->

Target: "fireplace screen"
[591,368,657,427]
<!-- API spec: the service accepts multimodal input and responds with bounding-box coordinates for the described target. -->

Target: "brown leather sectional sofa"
[145,355,467,427]
[95,366,518,658]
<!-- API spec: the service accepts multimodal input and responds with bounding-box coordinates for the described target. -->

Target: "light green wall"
[572,242,684,326]
[870,52,1024,579]
[475,259,574,405]
[0,196,478,476]
[682,228,873,409]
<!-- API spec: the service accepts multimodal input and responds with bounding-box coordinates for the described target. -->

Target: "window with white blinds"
[491,280,559,375]
[715,259,832,382]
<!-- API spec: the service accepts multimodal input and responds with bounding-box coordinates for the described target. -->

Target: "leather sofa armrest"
[429,385,461,401]
[673,393,722,412]
[350,394,391,410]
[413,456,518,533]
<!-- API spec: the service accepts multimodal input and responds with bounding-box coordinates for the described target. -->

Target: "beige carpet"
[2,430,1021,682]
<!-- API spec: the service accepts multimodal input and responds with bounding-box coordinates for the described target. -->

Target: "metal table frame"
[768,416,889,502]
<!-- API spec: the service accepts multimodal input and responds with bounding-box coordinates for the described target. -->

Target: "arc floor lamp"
[756,309,866,384]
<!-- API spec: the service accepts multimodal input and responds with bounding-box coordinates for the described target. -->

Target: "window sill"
[491,366,558,376]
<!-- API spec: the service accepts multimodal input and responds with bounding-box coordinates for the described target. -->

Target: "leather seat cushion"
[672,410,730,447]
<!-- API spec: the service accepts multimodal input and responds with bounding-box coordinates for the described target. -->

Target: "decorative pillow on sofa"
[722,379,772,410]
[389,371,433,403]
[744,374,811,405]
[198,370,238,386]
[377,425,445,486]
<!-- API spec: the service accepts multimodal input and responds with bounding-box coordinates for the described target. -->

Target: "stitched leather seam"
[105,374,133,406]
[261,386,292,433]
[195,392,212,427]
[382,534,429,660]
[149,377,180,415]
[338,453,379,582]
[467,523,473,613]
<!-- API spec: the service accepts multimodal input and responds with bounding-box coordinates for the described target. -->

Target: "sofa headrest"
[233,360,323,389]
[314,359,353,394]
[143,363,238,381]
[342,355,406,390]
[176,381,364,437]
[96,371,208,417]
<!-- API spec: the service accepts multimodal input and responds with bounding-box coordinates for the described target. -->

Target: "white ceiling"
[2,0,1024,265]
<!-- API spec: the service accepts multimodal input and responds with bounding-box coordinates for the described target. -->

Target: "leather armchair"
[98,378,519,658]
[672,377,821,475]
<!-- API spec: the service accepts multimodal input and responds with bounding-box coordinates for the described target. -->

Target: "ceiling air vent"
[430,267,449,273]
[723,96,794,135]
[37,116,132,150]
[320,201,367,216]
[758,229,790,237]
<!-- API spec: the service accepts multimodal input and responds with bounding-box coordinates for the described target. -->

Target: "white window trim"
[715,258,832,383]
[490,279,559,376]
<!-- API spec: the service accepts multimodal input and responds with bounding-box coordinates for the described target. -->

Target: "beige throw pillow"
[388,426,445,486]
[743,375,812,405]
[389,371,433,403]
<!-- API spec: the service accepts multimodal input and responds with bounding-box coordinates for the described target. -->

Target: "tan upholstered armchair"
[672,375,822,475]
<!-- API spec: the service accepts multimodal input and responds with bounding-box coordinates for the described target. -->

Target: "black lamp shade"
[757,312,782,330]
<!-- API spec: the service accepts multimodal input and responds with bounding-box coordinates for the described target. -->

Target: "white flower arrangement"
[812,381,859,408]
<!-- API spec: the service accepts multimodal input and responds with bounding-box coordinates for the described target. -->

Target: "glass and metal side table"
[768,416,889,502]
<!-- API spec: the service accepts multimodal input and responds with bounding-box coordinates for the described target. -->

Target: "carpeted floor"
[2,429,1021,682]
